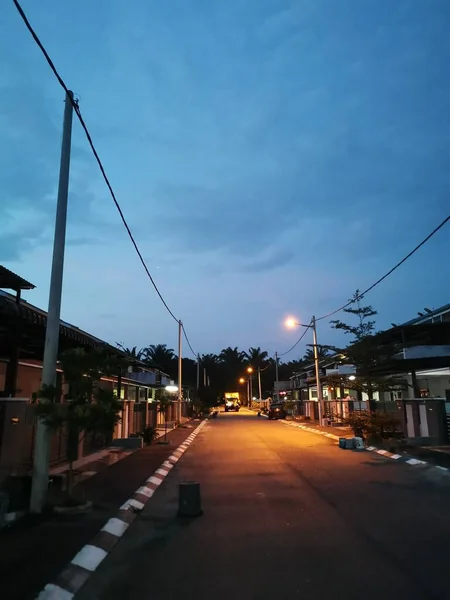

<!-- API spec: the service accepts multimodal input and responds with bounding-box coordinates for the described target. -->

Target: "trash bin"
[178,482,203,517]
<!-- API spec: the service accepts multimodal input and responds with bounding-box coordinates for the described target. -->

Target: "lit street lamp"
[239,377,249,406]
[284,315,325,425]
[247,367,254,407]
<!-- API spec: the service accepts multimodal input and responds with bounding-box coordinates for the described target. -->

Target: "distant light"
[165,385,178,392]
[348,375,356,381]
[239,378,245,384]
[247,367,253,373]
[252,397,257,401]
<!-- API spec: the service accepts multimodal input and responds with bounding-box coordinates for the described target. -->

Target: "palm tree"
[245,347,269,369]
[303,346,330,363]
[219,347,246,390]
[116,344,145,362]
[219,347,246,369]
[144,344,175,374]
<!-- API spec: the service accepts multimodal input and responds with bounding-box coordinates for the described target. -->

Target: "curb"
[279,420,450,475]
[35,418,210,599]
[3,427,189,529]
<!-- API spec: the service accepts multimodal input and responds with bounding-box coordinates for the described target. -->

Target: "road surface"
[77,411,450,600]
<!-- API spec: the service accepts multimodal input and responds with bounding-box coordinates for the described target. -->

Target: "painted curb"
[278,420,450,474]
[35,418,210,599]
[3,427,189,528]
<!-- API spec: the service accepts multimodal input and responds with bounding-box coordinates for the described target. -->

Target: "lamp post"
[285,315,325,425]
[247,367,253,408]
[164,385,178,442]
[239,377,247,406]
[177,320,182,423]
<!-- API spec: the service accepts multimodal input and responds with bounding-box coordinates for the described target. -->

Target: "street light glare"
[239,377,245,384]
[165,385,178,392]
[247,366,253,373]
[285,317,298,329]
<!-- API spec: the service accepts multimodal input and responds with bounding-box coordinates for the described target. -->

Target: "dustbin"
[178,482,203,517]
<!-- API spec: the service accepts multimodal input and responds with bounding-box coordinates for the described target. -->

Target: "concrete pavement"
[75,410,450,600]
[0,424,201,600]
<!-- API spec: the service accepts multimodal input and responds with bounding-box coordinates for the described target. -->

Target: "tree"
[219,347,246,391]
[219,347,246,367]
[116,344,145,362]
[144,344,175,374]
[155,393,172,443]
[329,290,400,411]
[303,346,330,363]
[245,347,269,369]
[34,347,122,499]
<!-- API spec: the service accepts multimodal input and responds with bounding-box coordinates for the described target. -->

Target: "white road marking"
[101,518,129,537]
[71,545,108,572]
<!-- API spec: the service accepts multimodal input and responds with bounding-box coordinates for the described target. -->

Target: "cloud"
[242,250,295,273]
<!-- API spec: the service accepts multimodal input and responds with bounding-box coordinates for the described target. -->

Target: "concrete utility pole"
[257,367,262,403]
[30,91,74,513]
[275,351,279,402]
[178,320,183,422]
[311,315,325,425]
[196,354,200,391]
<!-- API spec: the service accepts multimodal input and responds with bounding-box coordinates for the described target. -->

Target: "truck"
[224,392,240,412]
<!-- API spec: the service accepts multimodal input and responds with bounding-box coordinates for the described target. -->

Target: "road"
[77,411,450,600]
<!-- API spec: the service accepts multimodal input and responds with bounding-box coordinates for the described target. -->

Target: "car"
[268,403,286,420]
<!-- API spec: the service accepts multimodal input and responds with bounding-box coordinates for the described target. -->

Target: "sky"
[1,0,450,361]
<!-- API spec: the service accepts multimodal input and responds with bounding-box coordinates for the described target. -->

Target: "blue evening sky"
[1,0,450,359]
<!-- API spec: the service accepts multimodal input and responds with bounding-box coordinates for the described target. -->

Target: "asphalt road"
[77,411,450,600]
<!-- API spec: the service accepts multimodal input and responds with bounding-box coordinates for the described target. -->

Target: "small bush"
[142,426,157,445]
[344,410,401,440]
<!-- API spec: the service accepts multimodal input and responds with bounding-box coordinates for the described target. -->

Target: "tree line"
[119,290,402,407]
[117,343,331,403]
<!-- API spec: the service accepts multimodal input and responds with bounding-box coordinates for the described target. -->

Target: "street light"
[246,367,254,407]
[239,377,245,384]
[165,385,179,393]
[284,315,325,425]
[348,375,356,381]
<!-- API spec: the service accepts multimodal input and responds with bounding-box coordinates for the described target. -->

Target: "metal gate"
[445,401,450,442]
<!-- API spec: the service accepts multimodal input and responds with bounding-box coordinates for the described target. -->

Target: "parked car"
[268,403,286,420]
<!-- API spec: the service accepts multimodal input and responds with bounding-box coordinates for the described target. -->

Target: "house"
[289,303,450,442]
[0,266,183,476]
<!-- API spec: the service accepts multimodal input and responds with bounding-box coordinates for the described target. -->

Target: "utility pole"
[311,315,324,425]
[257,366,262,403]
[249,376,253,408]
[275,351,279,402]
[30,91,74,513]
[178,320,182,422]
[196,354,200,391]
[247,379,250,406]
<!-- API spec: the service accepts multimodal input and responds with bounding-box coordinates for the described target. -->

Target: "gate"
[445,401,450,442]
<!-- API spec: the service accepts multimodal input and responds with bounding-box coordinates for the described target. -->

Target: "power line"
[316,213,450,322]
[278,325,310,358]
[13,0,180,323]
[182,324,198,358]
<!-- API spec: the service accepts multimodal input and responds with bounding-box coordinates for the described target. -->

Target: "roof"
[401,303,450,326]
[0,289,117,360]
[0,265,35,292]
